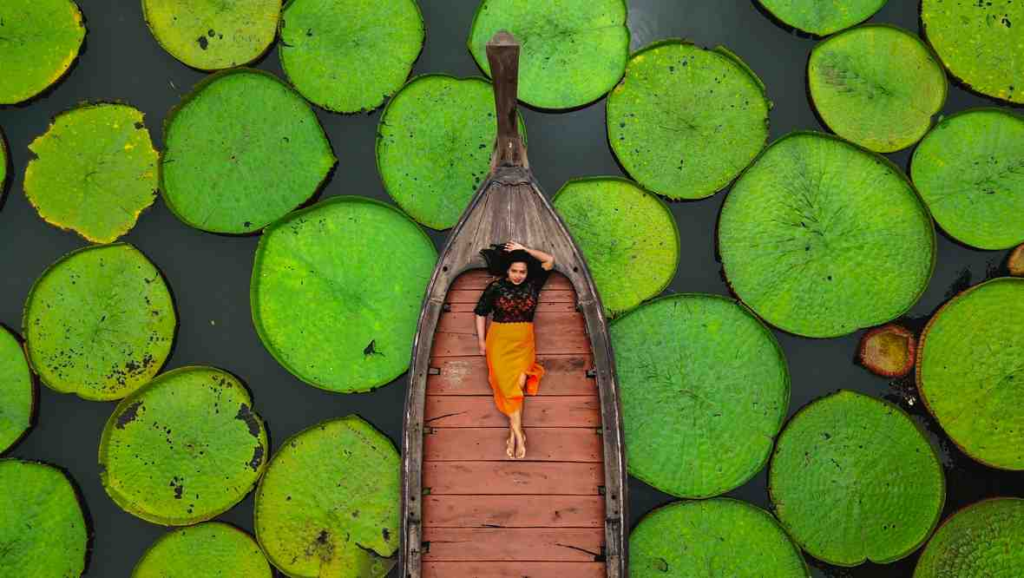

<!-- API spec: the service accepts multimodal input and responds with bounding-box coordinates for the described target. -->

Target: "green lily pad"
[914,498,1024,577]
[718,131,935,338]
[0,0,86,104]
[133,521,272,578]
[161,68,335,234]
[251,196,436,393]
[756,0,887,36]
[0,459,88,576]
[24,103,160,243]
[808,24,946,153]
[609,294,789,498]
[377,74,527,230]
[769,390,945,566]
[467,0,629,109]
[23,243,176,401]
[921,0,1024,104]
[142,0,280,70]
[254,415,399,578]
[1,128,8,198]
[607,40,771,200]
[631,498,809,577]
[910,108,1024,250]
[99,366,269,525]
[552,177,679,317]
[917,277,1024,470]
[0,327,34,453]
[279,0,423,113]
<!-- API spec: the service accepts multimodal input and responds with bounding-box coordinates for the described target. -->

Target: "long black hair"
[479,243,544,280]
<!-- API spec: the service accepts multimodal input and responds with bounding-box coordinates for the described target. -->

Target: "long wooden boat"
[400,31,628,578]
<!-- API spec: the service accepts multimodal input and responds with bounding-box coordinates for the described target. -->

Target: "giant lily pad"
[254,415,399,578]
[23,243,176,401]
[756,0,887,36]
[376,74,527,230]
[917,277,1024,470]
[161,68,336,234]
[718,131,935,338]
[251,196,436,393]
[133,521,272,578]
[769,390,945,566]
[607,40,771,200]
[914,498,1024,577]
[910,108,1024,250]
[552,177,679,316]
[808,24,946,153]
[0,0,85,104]
[921,0,1024,104]
[99,366,269,525]
[0,459,88,576]
[24,103,160,243]
[609,294,789,498]
[467,0,629,109]
[279,0,424,113]
[142,0,281,70]
[631,498,809,577]
[0,327,34,453]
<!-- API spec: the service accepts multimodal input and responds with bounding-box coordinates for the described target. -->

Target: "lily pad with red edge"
[917,277,1024,470]
[99,366,269,525]
[0,459,88,576]
[0,326,34,454]
[913,498,1024,577]
[0,127,8,199]
[1009,245,1024,277]
[132,521,272,578]
[756,0,887,36]
[253,415,399,578]
[858,323,916,378]
[0,0,86,104]
[24,102,160,243]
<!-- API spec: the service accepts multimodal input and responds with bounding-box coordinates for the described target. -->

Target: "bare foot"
[513,427,526,459]
[506,429,515,459]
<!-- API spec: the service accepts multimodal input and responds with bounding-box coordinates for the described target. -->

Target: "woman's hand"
[504,241,526,252]
[478,339,487,356]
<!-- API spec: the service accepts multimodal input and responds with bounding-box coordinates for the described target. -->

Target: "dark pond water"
[1,1,1020,576]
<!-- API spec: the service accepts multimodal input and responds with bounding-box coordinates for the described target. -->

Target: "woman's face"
[507,261,528,285]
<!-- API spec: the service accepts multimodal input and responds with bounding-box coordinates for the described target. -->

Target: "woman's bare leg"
[511,373,528,458]
[506,416,515,459]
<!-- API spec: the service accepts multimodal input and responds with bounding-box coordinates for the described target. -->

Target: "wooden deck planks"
[422,462,603,495]
[427,355,595,396]
[422,527,604,561]
[425,396,600,428]
[422,562,606,578]
[423,495,605,528]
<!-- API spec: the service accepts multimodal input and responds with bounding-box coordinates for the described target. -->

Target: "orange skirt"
[484,321,545,416]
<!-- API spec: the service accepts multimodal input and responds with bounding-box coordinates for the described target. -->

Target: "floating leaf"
[23,243,176,401]
[161,68,336,234]
[0,128,8,198]
[99,366,268,525]
[914,498,1024,577]
[0,327,33,454]
[769,390,945,566]
[279,0,424,113]
[133,521,272,578]
[609,294,789,498]
[254,415,399,578]
[552,177,678,316]
[24,103,159,243]
[467,0,629,109]
[0,459,87,576]
[808,24,946,153]
[376,74,526,230]
[0,0,85,104]
[921,0,1024,104]
[607,40,770,199]
[1010,244,1024,277]
[251,196,436,393]
[631,498,809,577]
[718,131,935,338]
[858,324,916,378]
[917,277,1024,470]
[756,0,886,36]
[910,108,1024,250]
[142,0,281,70]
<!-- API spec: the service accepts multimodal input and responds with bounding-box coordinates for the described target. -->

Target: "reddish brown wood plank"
[432,317,590,356]
[446,289,576,304]
[423,561,605,578]
[452,270,573,291]
[423,428,602,462]
[437,311,585,336]
[422,495,604,528]
[422,527,604,561]
[427,355,595,396]
[426,396,599,428]
[422,462,603,495]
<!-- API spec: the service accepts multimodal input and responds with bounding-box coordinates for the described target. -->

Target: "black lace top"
[473,267,552,323]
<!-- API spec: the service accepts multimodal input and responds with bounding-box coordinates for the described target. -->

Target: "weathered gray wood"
[401,30,627,578]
